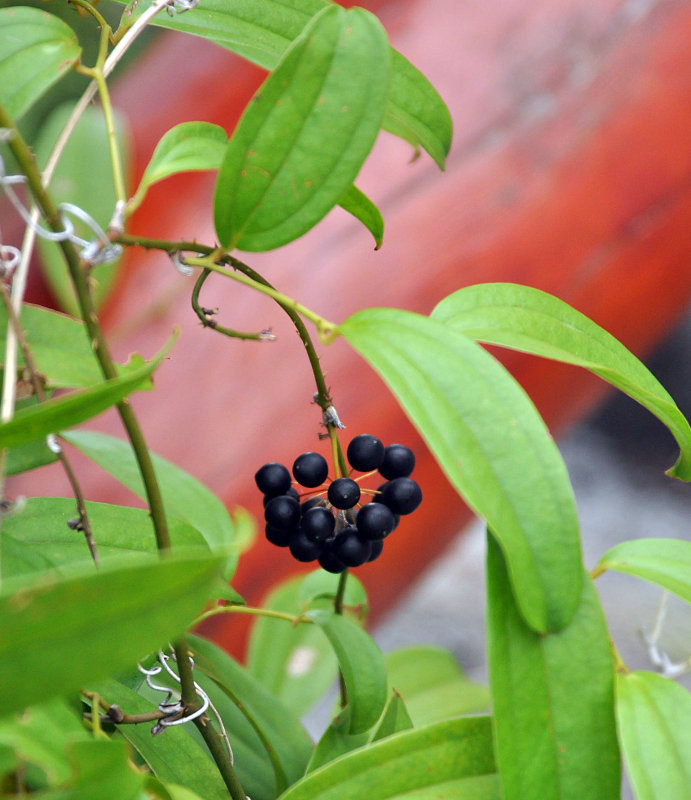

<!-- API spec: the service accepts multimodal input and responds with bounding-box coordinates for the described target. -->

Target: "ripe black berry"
[378,477,422,515]
[265,523,295,547]
[379,444,415,480]
[347,434,385,472]
[264,486,299,506]
[301,506,335,542]
[289,531,324,562]
[333,526,372,567]
[292,452,328,488]
[264,495,300,530]
[367,539,384,562]
[355,501,396,540]
[300,497,323,515]
[255,463,291,497]
[318,538,347,573]
[327,477,361,510]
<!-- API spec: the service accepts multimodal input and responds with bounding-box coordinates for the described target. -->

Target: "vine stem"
[194,604,312,627]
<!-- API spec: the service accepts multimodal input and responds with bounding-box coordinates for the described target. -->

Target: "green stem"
[195,716,247,800]
[195,604,312,627]
[191,269,271,341]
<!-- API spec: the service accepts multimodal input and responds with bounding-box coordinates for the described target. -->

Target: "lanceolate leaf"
[277,716,498,800]
[111,0,452,167]
[339,185,384,249]
[214,6,391,251]
[339,308,581,633]
[0,7,81,120]
[432,283,691,480]
[615,671,691,800]
[596,538,691,603]
[486,537,620,800]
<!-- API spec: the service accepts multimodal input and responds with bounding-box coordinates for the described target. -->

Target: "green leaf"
[597,538,691,604]
[214,5,391,251]
[339,307,581,633]
[384,646,490,725]
[62,430,236,578]
[247,575,338,717]
[34,103,130,314]
[296,569,368,616]
[432,283,691,480]
[110,0,451,168]
[339,185,384,249]
[306,710,369,773]
[307,609,387,734]
[616,671,691,800]
[486,536,620,800]
[93,678,230,800]
[129,121,228,213]
[278,716,497,800]
[0,7,81,120]
[5,395,58,476]
[0,333,172,449]
[1,497,207,579]
[370,691,414,741]
[0,552,223,717]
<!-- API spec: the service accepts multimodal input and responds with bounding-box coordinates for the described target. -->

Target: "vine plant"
[0,1,690,799]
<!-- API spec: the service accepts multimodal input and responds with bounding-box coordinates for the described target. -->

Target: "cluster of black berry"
[255,434,422,573]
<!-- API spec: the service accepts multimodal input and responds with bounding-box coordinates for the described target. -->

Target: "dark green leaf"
[214,5,390,251]
[339,307,581,633]
[62,430,236,578]
[384,646,490,725]
[296,569,368,616]
[0,7,81,120]
[0,552,223,716]
[5,395,57,475]
[432,283,691,480]
[339,185,384,249]
[278,716,497,800]
[129,121,228,213]
[307,609,387,734]
[486,536,620,800]
[596,538,691,604]
[615,670,691,800]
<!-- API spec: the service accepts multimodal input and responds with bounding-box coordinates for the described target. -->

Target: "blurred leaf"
[0,551,223,716]
[432,283,691,480]
[306,709,369,773]
[214,5,390,251]
[486,536,620,800]
[296,569,368,616]
[62,430,236,578]
[385,646,490,725]
[339,185,384,249]
[5,395,58,476]
[616,671,691,800]
[0,7,81,120]
[340,307,581,633]
[370,691,414,741]
[597,538,691,604]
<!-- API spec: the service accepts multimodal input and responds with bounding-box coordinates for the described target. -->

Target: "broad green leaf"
[339,307,581,633]
[188,635,312,794]
[307,609,387,734]
[339,185,384,249]
[112,0,451,168]
[1,497,207,579]
[296,569,368,616]
[0,7,81,120]
[486,536,620,800]
[278,716,497,800]
[0,552,223,717]
[5,395,58,475]
[93,679,230,800]
[432,283,691,480]
[370,691,414,741]
[0,334,171,448]
[384,646,490,725]
[34,103,130,314]
[306,709,369,773]
[128,121,228,214]
[214,6,391,251]
[616,671,691,800]
[62,430,236,578]
[247,575,338,717]
[596,538,691,604]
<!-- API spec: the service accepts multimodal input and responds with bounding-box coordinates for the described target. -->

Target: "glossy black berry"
[379,444,415,480]
[347,434,385,472]
[255,462,291,497]
[355,502,396,540]
[289,531,324,562]
[301,506,335,542]
[300,497,323,515]
[327,477,361,510]
[378,477,422,515]
[264,495,300,530]
[265,523,295,547]
[292,452,329,488]
[333,526,372,567]
[264,486,299,506]
[318,538,347,574]
[367,539,384,562]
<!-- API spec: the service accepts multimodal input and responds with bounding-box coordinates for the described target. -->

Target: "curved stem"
[194,604,312,627]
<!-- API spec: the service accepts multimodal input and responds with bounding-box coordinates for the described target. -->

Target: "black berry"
[264,495,300,530]
[347,434,385,472]
[327,477,361,510]
[367,539,384,562]
[289,531,324,562]
[318,538,347,573]
[300,497,323,515]
[264,486,299,506]
[265,523,295,547]
[301,506,335,542]
[378,477,422,515]
[379,444,415,480]
[292,452,328,488]
[333,526,372,567]
[255,463,291,497]
[355,501,396,540]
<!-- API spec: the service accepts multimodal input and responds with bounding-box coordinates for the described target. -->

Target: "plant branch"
[194,604,312,627]
[195,716,247,800]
